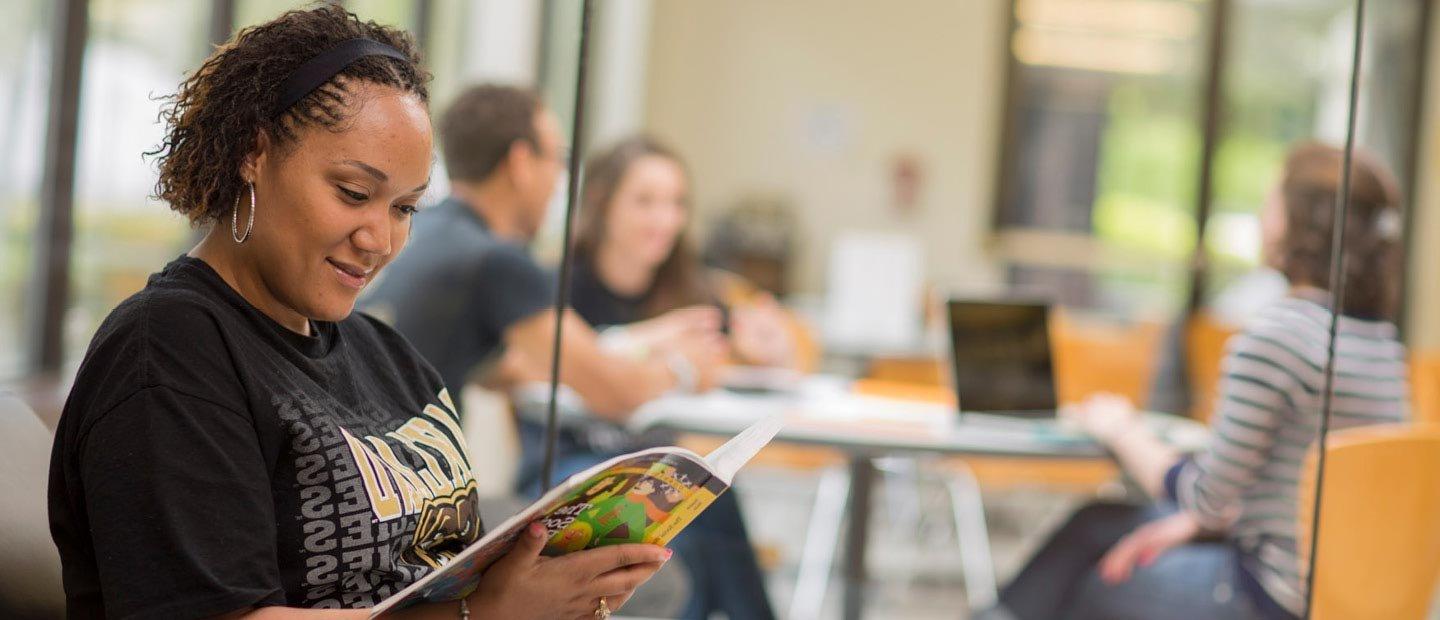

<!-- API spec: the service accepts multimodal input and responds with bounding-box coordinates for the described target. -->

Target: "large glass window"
[66,0,211,367]
[0,1,53,379]
[424,0,473,112]
[1204,0,1423,302]
[235,0,304,30]
[344,0,418,31]
[996,0,1209,318]
[237,1,421,40]
[996,0,1427,321]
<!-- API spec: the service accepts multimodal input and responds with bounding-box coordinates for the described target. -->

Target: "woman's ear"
[240,129,274,183]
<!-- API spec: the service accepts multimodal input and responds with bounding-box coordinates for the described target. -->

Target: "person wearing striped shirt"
[979,142,1408,620]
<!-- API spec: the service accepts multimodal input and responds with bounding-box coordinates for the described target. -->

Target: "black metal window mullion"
[1184,0,1232,315]
[210,0,236,47]
[536,0,558,92]
[28,0,88,376]
[1397,0,1433,338]
[989,0,1023,237]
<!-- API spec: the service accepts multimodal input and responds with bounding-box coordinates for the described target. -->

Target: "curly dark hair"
[1278,141,1404,320]
[147,4,431,225]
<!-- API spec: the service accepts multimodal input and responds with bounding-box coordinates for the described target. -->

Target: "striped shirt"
[1168,296,1410,615]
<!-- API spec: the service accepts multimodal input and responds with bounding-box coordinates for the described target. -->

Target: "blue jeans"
[994,502,1271,620]
[516,421,777,620]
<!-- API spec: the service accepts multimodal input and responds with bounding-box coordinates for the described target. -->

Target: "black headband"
[272,38,408,118]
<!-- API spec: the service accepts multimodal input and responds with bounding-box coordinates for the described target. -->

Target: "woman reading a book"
[46,6,667,619]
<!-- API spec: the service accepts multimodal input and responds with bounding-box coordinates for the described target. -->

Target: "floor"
[712,463,1089,620]
[716,464,1440,620]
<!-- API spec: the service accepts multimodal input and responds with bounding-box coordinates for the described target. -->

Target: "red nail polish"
[529,523,546,538]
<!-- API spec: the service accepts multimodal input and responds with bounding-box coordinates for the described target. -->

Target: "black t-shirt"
[361,197,556,398]
[568,261,649,329]
[48,256,483,619]
[568,261,727,332]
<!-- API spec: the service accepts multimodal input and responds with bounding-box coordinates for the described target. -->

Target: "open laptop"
[945,298,1059,425]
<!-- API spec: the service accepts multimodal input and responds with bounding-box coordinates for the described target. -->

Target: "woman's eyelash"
[339,186,368,202]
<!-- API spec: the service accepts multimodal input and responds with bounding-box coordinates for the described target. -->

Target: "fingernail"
[529,523,546,538]
[663,549,674,561]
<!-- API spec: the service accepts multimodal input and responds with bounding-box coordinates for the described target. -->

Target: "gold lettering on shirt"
[342,389,475,523]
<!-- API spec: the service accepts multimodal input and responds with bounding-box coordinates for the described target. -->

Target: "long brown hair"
[1277,141,1404,320]
[574,136,712,318]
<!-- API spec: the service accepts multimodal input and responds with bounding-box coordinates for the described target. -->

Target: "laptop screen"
[946,300,1058,415]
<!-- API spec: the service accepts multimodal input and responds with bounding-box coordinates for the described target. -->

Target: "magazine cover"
[369,414,781,616]
[542,452,726,553]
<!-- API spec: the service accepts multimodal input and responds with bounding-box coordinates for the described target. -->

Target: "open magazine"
[370,414,784,616]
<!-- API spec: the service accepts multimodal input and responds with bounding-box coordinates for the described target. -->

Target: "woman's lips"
[327,258,371,290]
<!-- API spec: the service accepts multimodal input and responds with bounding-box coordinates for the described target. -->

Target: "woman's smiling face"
[601,154,690,270]
[241,81,432,324]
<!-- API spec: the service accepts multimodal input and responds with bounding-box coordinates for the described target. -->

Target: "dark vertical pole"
[536,0,557,89]
[1185,0,1231,315]
[29,0,88,375]
[1304,1,1367,616]
[842,456,876,620]
[990,0,1023,233]
[540,0,594,493]
[209,0,235,47]
[1397,0,1432,338]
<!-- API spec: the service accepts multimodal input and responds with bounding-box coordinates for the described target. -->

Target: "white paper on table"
[822,232,924,351]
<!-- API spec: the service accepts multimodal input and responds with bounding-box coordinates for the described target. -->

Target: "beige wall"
[1406,3,1440,350]
[642,0,1009,296]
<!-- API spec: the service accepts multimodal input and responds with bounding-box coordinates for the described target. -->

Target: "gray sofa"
[0,391,66,619]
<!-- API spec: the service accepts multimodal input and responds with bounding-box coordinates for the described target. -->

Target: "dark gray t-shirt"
[362,197,555,397]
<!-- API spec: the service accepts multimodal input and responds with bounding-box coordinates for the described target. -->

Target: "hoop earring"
[232,182,256,244]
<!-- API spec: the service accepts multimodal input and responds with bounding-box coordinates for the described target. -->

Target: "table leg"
[789,466,851,620]
[945,461,999,610]
[843,455,876,620]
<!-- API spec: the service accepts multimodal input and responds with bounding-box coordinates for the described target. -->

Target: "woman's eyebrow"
[338,159,389,183]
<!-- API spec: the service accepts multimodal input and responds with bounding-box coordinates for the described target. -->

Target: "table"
[628,376,1208,620]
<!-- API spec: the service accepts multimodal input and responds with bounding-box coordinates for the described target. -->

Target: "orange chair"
[712,270,823,373]
[1050,311,1165,406]
[1184,312,1239,423]
[851,378,953,404]
[1407,351,1440,427]
[1299,425,1440,619]
[863,357,948,386]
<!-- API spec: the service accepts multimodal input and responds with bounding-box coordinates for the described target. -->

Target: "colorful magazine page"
[369,414,782,616]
